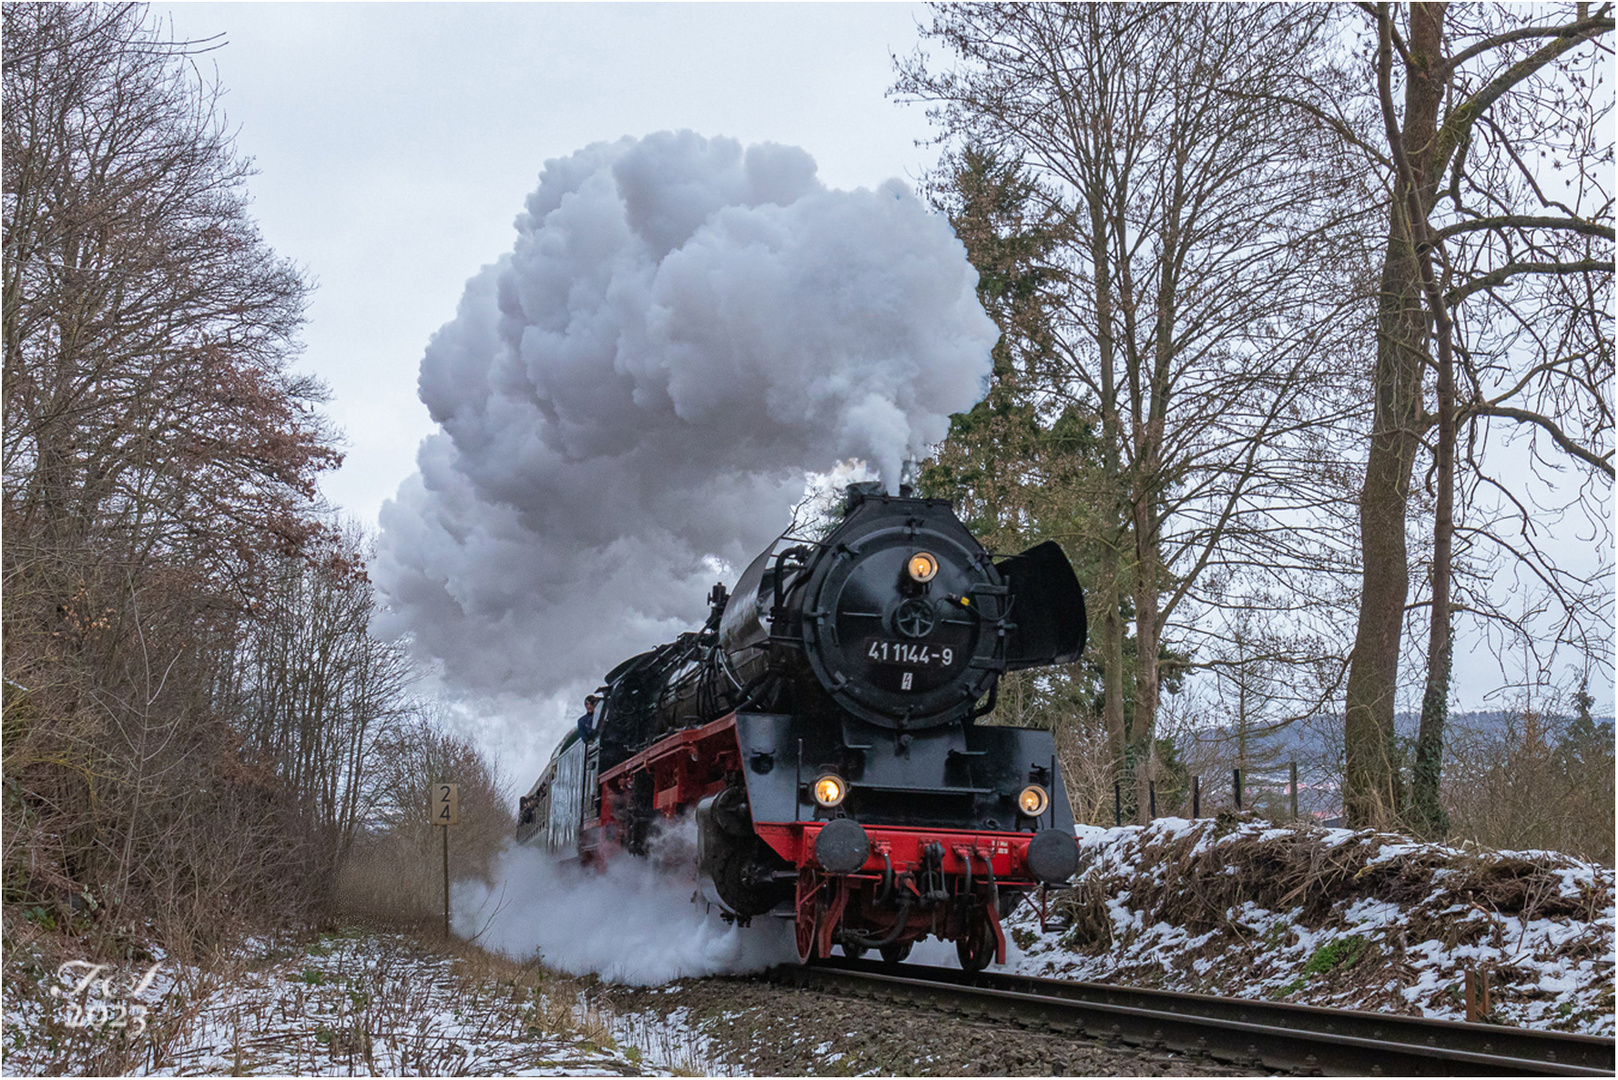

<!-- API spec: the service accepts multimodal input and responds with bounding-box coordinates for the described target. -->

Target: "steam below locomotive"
[517,482,1087,970]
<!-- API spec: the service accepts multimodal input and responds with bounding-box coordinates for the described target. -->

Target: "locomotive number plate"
[866,640,957,667]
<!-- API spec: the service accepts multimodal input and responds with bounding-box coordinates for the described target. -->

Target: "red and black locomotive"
[516,482,1086,970]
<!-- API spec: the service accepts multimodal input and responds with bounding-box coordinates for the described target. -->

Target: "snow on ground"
[7,817,1609,1075]
[0,928,728,1076]
[1002,815,1614,1036]
[606,1004,750,1078]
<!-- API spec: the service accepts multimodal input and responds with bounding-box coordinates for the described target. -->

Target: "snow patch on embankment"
[1003,816,1614,1035]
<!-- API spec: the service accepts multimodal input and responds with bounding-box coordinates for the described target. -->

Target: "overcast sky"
[161,2,937,528]
[155,5,1611,783]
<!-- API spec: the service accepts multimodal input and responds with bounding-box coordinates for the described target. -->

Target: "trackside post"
[433,783,459,938]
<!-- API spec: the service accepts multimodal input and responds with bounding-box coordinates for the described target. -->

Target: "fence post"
[1465,968,1492,1023]
[1290,760,1299,821]
[1148,780,1156,820]
[1233,767,1243,811]
[1192,774,1200,818]
[1114,782,1122,826]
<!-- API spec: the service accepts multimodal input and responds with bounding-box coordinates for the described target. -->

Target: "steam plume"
[375,131,995,717]
[453,824,795,984]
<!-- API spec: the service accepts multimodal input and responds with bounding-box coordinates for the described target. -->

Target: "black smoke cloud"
[375,132,996,713]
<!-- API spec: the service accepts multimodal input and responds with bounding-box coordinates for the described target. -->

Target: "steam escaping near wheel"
[453,822,796,984]
[375,131,997,728]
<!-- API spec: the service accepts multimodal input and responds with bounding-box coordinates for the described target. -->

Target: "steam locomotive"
[516,483,1087,970]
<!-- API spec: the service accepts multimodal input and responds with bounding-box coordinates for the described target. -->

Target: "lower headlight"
[813,773,847,808]
[1017,784,1050,817]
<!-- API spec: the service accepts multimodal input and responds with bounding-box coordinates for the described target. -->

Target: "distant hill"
[1175,709,1613,817]
[1186,709,1614,767]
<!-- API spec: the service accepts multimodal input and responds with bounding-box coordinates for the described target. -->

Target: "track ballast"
[769,956,1615,1076]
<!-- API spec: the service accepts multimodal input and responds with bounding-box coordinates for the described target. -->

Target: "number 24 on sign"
[433,783,459,826]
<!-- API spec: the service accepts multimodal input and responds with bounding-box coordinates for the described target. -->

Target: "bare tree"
[897,4,1370,818]
[1333,2,1613,829]
[3,2,335,597]
[335,714,514,921]
[221,524,418,879]
[1445,700,1615,865]
[2,3,346,947]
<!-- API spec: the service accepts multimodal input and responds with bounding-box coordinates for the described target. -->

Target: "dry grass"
[1037,815,1614,1031]
[1,906,234,1076]
[1059,812,1609,940]
[330,838,446,926]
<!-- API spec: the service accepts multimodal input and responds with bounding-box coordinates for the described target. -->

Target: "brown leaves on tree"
[3,2,338,603]
[0,4,370,951]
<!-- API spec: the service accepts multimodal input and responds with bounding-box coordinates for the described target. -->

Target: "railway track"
[769,957,1615,1076]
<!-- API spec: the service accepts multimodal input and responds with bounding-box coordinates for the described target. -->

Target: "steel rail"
[769,957,1614,1076]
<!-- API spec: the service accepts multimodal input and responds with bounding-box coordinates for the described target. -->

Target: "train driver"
[576,693,601,742]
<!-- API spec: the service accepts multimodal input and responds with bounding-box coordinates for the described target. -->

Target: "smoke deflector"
[996,541,1087,672]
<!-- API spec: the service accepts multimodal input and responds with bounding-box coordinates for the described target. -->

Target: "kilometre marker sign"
[433,783,460,826]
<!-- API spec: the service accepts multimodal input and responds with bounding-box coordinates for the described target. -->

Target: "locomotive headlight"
[907,551,940,583]
[812,773,848,808]
[1017,784,1050,818]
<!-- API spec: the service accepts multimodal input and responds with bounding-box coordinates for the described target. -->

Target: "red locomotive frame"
[590,711,1056,964]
